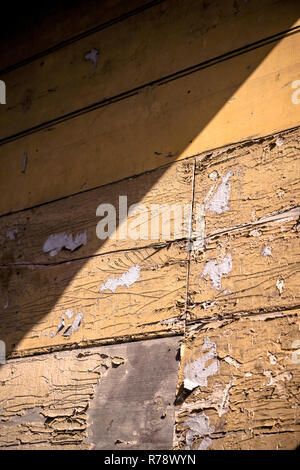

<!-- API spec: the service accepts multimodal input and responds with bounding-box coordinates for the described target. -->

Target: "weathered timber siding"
[0,0,299,450]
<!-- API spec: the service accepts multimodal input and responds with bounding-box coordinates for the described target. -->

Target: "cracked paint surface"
[175,313,300,450]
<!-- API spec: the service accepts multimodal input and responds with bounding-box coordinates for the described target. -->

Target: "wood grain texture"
[175,312,300,450]
[0,242,186,356]
[0,336,180,449]
[1,0,299,139]
[193,127,300,237]
[0,348,124,448]
[1,33,299,215]
[0,0,152,71]
[0,160,193,264]
[189,215,300,320]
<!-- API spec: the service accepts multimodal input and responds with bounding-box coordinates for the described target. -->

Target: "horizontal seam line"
[0,123,299,218]
[0,25,299,146]
[0,0,166,75]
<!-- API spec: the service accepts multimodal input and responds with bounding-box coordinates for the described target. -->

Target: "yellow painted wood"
[0,0,151,71]
[193,126,300,237]
[0,127,299,265]
[0,160,193,264]
[0,243,186,356]
[0,0,299,139]
[0,347,124,448]
[189,216,300,319]
[0,337,180,449]
[175,312,300,450]
[0,33,299,215]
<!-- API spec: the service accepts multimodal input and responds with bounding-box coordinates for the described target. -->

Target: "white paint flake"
[64,309,74,319]
[100,264,141,293]
[276,278,284,295]
[205,170,234,214]
[267,352,278,365]
[261,245,272,257]
[276,137,284,147]
[184,337,219,391]
[43,231,87,256]
[184,413,214,450]
[201,254,232,291]
[6,229,18,240]
[84,48,99,67]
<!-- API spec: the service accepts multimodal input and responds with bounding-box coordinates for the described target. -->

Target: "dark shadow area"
[0,0,299,360]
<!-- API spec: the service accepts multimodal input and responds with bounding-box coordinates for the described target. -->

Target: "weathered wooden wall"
[0,0,299,450]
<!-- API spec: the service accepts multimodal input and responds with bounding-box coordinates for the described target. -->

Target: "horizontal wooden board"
[0,0,152,71]
[0,160,193,264]
[0,336,180,449]
[1,33,299,215]
[1,0,299,139]
[0,242,186,356]
[1,127,299,265]
[188,215,300,319]
[175,311,300,450]
[193,127,300,238]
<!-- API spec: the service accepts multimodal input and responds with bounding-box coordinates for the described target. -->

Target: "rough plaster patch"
[261,245,272,257]
[184,338,219,390]
[43,231,87,256]
[205,170,234,214]
[84,48,99,67]
[184,413,214,450]
[201,254,232,291]
[100,264,141,293]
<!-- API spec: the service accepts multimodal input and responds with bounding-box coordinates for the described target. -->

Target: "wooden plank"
[0,337,180,449]
[0,242,186,357]
[1,0,299,139]
[193,127,300,238]
[175,311,300,450]
[0,0,153,71]
[0,160,193,264]
[0,33,299,215]
[0,126,298,266]
[188,215,300,320]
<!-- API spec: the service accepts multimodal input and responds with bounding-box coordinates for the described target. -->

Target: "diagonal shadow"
[0,0,299,363]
